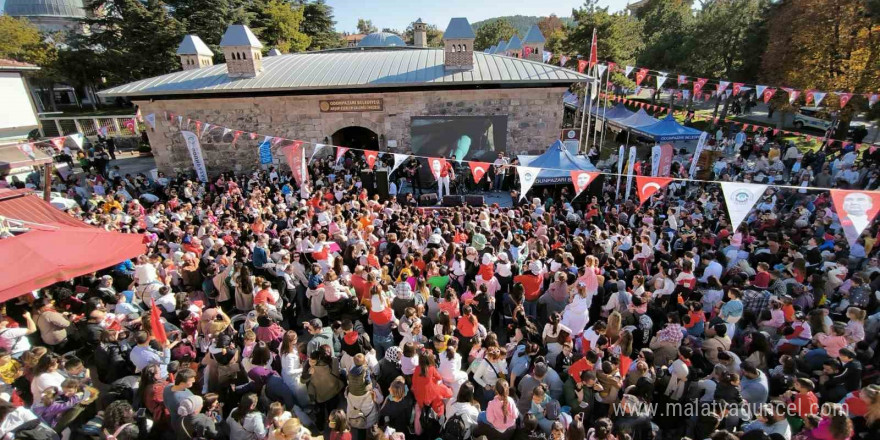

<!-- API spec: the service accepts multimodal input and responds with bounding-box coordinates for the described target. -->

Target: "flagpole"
[598,64,611,153]
[578,79,590,155]
[584,73,594,154]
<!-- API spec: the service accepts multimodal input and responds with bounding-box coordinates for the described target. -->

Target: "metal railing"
[38,115,141,138]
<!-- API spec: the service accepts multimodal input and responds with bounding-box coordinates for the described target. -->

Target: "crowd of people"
[0,126,878,440]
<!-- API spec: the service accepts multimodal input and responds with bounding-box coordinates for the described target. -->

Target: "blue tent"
[517,140,598,185]
[589,103,635,120]
[631,114,703,141]
[609,108,658,130]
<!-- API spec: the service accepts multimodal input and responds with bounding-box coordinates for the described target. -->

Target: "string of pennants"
[569,60,880,110]
[13,133,86,161]
[153,108,880,249]
[602,94,871,150]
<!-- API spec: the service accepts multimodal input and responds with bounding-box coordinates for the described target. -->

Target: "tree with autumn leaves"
[761,0,880,138]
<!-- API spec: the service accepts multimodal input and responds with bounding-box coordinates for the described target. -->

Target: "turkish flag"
[335,147,349,163]
[636,176,673,205]
[194,120,201,136]
[838,92,853,108]
[732,82,744,95]
[364,150,378,168]
[428,157,447,180]
[693,78,708,96]
[150,299,167,345]
[570,171,599,198]
[469,161,491,184]
[588,30,598,68]
[635,68,649,86]
[577,60,588,73]
[50,137,65,151]
[763,88,776,103]
[283,141,307,186]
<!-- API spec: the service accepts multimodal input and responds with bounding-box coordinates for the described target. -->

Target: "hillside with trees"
[472,15,574,36]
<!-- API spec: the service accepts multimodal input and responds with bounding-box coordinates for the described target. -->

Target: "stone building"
[99,18,589,175]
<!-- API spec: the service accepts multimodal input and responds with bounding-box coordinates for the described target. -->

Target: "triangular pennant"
[145,113,156,130]
[428,157,447,180]
[194,120,202,137]
[837,92,853,108]
[868,93,879,107]
[98,126,108,137]
[656,73,668,89]
[69,133,84,149]
[785,88,800,104]
[725,89,733,98]
[363,150,378,169]
[597,64,607,78]
[577,60,588,73]
[272,137,285,146]
[717,81,730,93]
[282,141,307,186]
[812,91,827,107]
[231,131,243,146]
[309,143,327,163]
[335,147,349,163]
[831,189,880,247]
[542,51,552,63]
[773,129,779,135]
[732,82,744,95]
[763,88,777,103]
[635,68,649,86]
[469,162,492,184]
[17,142,36,160]
[177,115,183,126]
[222,128,232,139]
[201,123,212,138]
[677,75,687,86]
[391,153,409,175]
[624,65,634,77]
[721,182,768,232]
[570,171,599,198]
[693,78,708,97]
[50,137,65,151]
[517,166,541,200]
[249,132,258,140]
[635,176,673,205]
[756,85,767,98]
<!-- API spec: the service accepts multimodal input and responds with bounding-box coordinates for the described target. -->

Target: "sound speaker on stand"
[419,193,438,206]
[465,195,485,207]
[442,195,464,207]
[375,170,389,200]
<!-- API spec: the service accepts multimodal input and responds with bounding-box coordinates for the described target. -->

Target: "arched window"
[463,44,467,51]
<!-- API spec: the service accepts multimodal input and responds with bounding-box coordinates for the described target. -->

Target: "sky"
[326,0,632,34]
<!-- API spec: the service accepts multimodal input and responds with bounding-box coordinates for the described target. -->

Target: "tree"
[0,16,53,65]
[250,0,311,53]
[474,19,517,51]
[80,0,186,86]
[357,18,377,34]
[537,14,566,38]
[761,0,879,138]
[404,23,444,48]
[636,0,694,70]
[566,1,643,67]
[298,0,343,50]
[167,0,233,56]
[688,0,770,81]
[381,28,402,35]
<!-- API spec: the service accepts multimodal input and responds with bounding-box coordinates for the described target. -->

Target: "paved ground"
[112,151,158,177]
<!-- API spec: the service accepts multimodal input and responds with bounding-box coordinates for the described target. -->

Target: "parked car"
[793,106,833,130]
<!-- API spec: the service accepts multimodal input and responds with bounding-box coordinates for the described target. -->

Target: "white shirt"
[0,328,30,354]
[155,293,177,313]
[698,260,723,283]
[31,371,65,399]
[135,263,158,285]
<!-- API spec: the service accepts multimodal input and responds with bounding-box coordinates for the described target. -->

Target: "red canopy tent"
[0,189,146,302]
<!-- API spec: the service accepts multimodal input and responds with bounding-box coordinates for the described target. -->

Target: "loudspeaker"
[375,170,389,199]
[465,195,485,207]
[442,195,464,207]
[419,193,438,206]
[360,170,375,197]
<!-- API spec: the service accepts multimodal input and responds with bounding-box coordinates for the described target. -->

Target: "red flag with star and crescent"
[588,29,598,69]
[469,162,491,184]
[636,176,673,205]
[577,60,588,73]
[635,68,649,86]
[693,78,708,97]
[570,171,599,199]
[364,150,378,169]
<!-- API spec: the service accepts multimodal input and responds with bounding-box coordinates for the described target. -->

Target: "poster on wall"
[411,115,508,182]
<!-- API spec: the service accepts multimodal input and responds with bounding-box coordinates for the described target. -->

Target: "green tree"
[0,16,53,65]
[357,18,377,34]
[636,0,694,70]
[167,0,233,56]
[81,0,185,86]
[404,23,444,48]
[566,1,643,67]
[251,0,311,53]
[688,0,770,80]
[299,0,343,50]
[474,18,517,51]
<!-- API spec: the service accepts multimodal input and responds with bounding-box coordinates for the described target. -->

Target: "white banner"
[756,85,767,98]
[689,132,708,177]
[69,133,84,149]
[177,115,183,127]
[615,144,625,201]
[656,73,668,89]
[181,131,208,183]
[624,146,637,201]
[721,182,768,232]
[390,153,409,175]
[624,65,634,77]
[309,143,327,163]
[517,166,541,200]
[597,64,607,78]
[145,113,156,130]
[201,123,212,138]
[222,128,231,139]
[812,91,827,107]
[651,145,662,177]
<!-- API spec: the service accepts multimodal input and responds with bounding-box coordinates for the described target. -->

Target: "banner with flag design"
[517,166,541,200]
[469,162,491,184]
[721,182,768,232]
[635,176,673,205]
[570,171,599,199]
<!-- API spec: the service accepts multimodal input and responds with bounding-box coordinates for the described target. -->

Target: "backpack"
[442,413,467,440]
[544,400,561,421]
[418,405,442,437]
[10,418,60,440]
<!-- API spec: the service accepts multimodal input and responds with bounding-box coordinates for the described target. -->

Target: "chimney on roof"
[413,18,427,48]
[522,25,546,62]
[219,25,264,78]
[177,35,214,71]
[442,17,475,70]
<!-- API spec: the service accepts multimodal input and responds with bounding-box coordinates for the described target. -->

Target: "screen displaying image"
[410,116,507,162]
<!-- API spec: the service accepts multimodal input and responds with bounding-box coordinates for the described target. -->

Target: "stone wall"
[135,86,568,175]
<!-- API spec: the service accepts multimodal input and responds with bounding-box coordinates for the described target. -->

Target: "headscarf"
[385,346,402,364]
[177,395,204,417]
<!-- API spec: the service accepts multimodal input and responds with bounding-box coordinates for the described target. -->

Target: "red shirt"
[254,289,275,305]
[753,271,770,289]
[440,162,453,178]
[568,357,594,383]
[792,391,819,418]
[513,273,543,301]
